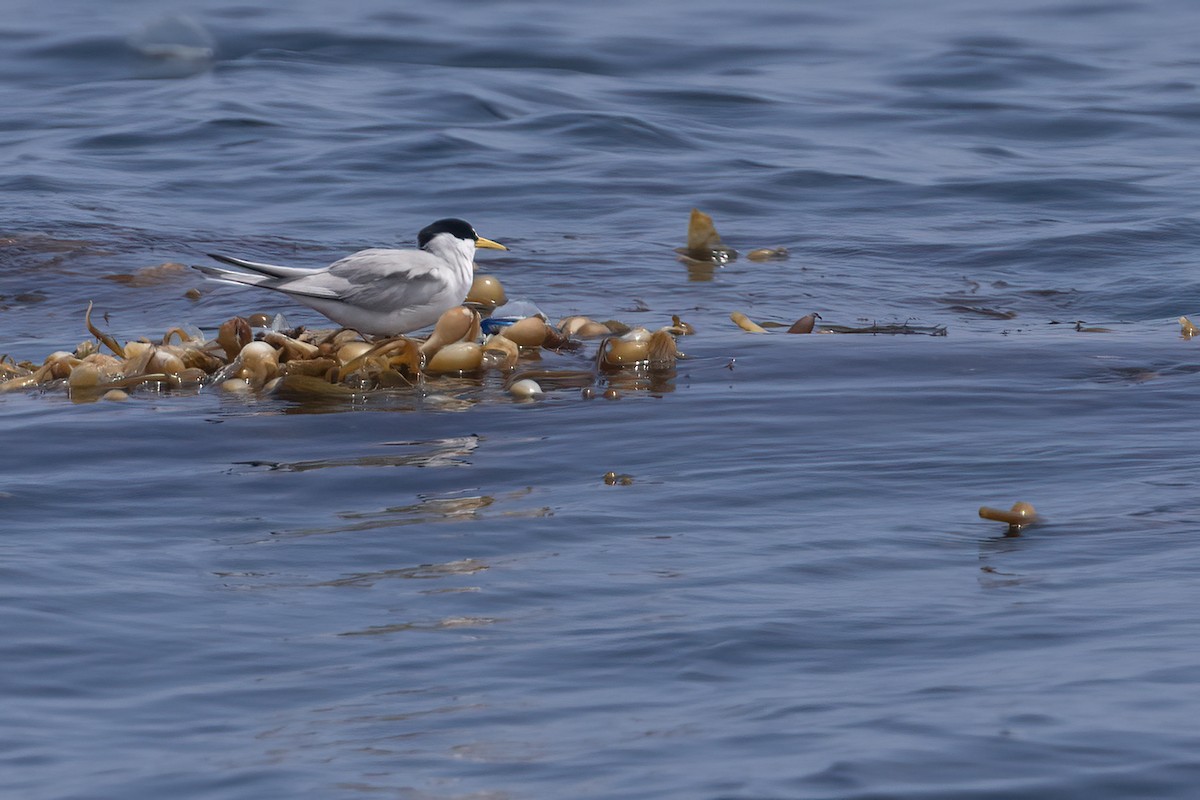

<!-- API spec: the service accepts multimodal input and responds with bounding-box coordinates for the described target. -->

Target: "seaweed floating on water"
[818,321,948,336]
[1179,316,1197,340]
[787,313,821,334]
[1,276,686,404]
[675,208,738,265]
[746,247,789,262]
[730,310,947,336]
[979,502,1038,536]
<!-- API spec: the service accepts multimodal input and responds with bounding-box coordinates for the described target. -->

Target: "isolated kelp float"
[0,279,684,402]
[979,502,1039,536]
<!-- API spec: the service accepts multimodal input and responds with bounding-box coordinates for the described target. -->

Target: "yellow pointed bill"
[475,235,508,251]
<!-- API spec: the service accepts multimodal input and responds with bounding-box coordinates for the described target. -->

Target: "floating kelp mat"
[0,292,686,404]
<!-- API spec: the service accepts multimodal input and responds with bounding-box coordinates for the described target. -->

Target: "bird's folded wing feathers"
[206,253,318,279]
[319,250,448,310]
[326,249,449,281]
[196,248,452,308]
[193,262,344,300]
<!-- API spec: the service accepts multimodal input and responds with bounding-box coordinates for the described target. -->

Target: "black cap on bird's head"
[419,218,477,248]
[419,218,508,251]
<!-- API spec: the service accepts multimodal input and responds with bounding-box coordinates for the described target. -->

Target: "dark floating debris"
[603,471,634,486]
[818,321,947,336]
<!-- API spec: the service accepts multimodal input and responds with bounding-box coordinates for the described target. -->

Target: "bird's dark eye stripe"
[418,218,477,248]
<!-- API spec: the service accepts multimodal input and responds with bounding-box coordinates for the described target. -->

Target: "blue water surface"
[4,1,1200,798]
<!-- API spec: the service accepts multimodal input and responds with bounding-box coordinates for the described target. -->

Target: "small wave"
[493,111,696,150]
[937,177,1155,208]
[892,37,1105,91]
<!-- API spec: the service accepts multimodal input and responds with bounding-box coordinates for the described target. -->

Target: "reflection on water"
[233,435,481,472]
[264,489,549,539]
[318,558,489,588]
[338,616,502,637]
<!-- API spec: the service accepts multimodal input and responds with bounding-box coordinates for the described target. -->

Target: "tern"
[193,218,507,335]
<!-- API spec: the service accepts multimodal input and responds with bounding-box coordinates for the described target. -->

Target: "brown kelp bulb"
[730,311,768,333]
[102,389,129,402]
[670,315,696,335]
[425,341,484,374]
[465,274,507,309]
[623,327,652,343]
[247,312,273,327]
[421,306,480,356]
[122,341,153,361]
[558,316,588,335]
[43,351,75,365]
[1180,316,1198,339]
[1009,502,1037,521]
[559,316,612,338]
[239,341,279,368]
[83,353,123,376]
[330,329,365,348]
[237,341,280,386]
[508,378,544,399]
[603,388,620,400]
[978,502,1039,528]
[68,362,101,390]
[336,341,374,365]
[746,247,789,261]
[541,326,572,351]
[481,335,520,370]
[787,313,821,334]
[678,208,736,262]
[601,336,649,367]
[578,320,614,338]
[175,368,208,386]
[647,329,679,366]
[216,317,253,361]
[147,348,186,375]
[175,346,224,373]
[499,316,550,348]
[46,354,80,380]
[687,209,720,251]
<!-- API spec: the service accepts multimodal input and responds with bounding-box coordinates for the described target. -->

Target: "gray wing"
[275,249,449,311]
[206,253,318,279]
